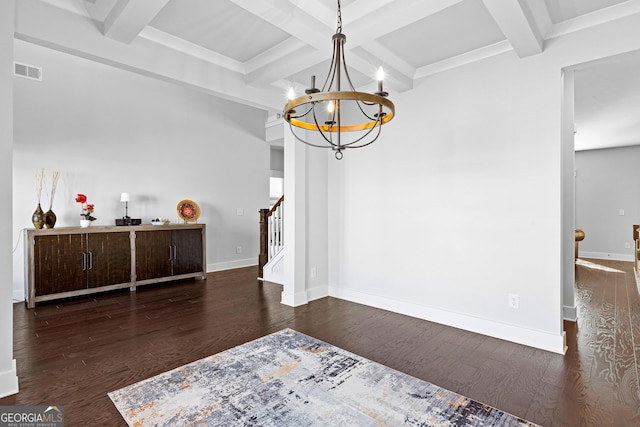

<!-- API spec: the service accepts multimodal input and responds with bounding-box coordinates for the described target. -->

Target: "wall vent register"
[14,62,42,81]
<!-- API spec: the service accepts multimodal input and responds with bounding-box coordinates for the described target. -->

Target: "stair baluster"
[259,195,284,278]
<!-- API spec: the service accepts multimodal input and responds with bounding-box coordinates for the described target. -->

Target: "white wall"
[1,0,19,399]
[12,40,269,300]
[281,124,330,306]
[304,144,329,299]
[270,146,284,173]
[326,13,640,353]
[575,145,640,260]
[561,69,576,322]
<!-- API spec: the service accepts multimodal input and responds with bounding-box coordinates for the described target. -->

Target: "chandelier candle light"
[283,0,395,160]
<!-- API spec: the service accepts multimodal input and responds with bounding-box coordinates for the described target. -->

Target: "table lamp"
[120,192,130,218]
[115,192,141,226]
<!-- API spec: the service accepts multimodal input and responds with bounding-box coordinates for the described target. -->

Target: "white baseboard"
[328,286,566,354]
[207,258,257,273]
[280,284,328,307]
[13,289,24,303]
[563,304,577,322]
[579,251,633,262]
[0,359,19,399]
[306,284,328,302]
[280,290,309,307]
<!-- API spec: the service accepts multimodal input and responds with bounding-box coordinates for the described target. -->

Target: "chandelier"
[283,0,395,160]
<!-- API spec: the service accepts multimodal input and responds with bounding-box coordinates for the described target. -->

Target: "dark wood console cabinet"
[25,224,206,308]
[135,228,204,281]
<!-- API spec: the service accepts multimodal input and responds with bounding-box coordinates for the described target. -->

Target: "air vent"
[14,62,42,81]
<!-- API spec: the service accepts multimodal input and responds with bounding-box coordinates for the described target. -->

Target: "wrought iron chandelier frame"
[283,0,395,160]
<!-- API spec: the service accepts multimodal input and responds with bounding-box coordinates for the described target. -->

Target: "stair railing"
[259,195,284,278]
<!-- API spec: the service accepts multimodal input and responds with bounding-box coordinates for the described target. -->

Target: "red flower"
[76,194,96,221]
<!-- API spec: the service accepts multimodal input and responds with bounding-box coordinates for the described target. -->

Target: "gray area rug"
[109,328,539,426]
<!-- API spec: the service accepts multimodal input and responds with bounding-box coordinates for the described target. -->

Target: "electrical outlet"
[508,293,519,309]
[236,246,242,254]
[625,242,631,249]
[619,209,625,216]
[311,267,317,278]
[236,208,244,216]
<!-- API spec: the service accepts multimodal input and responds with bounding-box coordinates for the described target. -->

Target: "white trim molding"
[207,259,257,273]
[563,304,578,322]
[329,286,567,354]
[579,251,634,262]
[0,360,19,399]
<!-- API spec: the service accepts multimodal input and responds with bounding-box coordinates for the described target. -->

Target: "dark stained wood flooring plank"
[1,260,640,426]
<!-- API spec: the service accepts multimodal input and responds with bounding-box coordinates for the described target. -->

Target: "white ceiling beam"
[15,0,282,111]
[359,40,416,82]
[283,0,398,30]
[339,0,465,85]
[103,0,171,44]
[546,0,640,40]
[228,0,330,49]
[342,0,397,25]
[229,0,346,86]
[524,0,552,40]
[481,0,543,58]
[139,27,245,74]
[285,0,334,26]
[246,48,325,87]
[414,40,512,81]
[349,47,413,93]
[239,0,464,89]
[244,38,309,75]
[346,0,465,47]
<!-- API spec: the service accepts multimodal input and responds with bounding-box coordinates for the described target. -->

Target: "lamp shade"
[120,192,130,202]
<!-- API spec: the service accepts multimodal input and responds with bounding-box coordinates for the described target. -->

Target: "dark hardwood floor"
[1,259,639,426]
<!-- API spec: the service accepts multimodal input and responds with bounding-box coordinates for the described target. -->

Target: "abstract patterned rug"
[109,329,539,426]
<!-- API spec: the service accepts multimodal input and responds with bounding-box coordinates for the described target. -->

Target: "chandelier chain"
[336,0,342,33]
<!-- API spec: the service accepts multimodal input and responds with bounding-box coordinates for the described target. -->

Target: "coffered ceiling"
[19,0,640,150]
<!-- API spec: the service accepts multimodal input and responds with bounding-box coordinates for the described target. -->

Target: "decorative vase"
[44,209,57,229]
[80,219,91,228]
[32,203,45,229]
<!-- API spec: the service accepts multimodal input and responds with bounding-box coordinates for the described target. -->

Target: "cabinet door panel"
[136,230,172,280]
[172,229,203,275]
[34,234,86,295]
[88,232,131,288]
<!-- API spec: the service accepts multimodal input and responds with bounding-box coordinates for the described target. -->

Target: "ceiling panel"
[149,0,291,62]
[29,0,640,152]
[544,0,629,23]
[374,0,505,69]
[574,51,640,151]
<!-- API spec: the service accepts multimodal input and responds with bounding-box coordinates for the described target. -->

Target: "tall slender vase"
[46,170,60,229]
[32,203,45,229]
[44,209,57,228]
